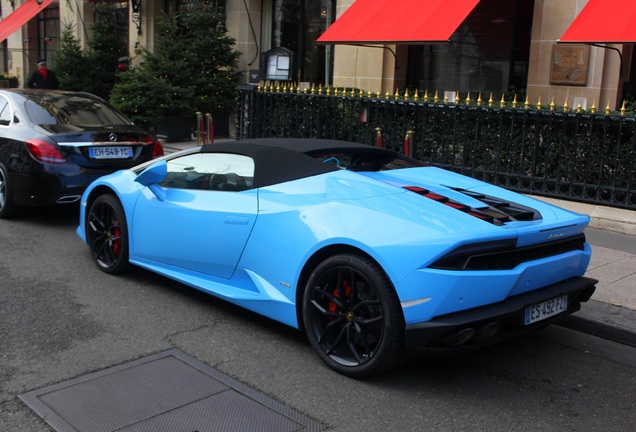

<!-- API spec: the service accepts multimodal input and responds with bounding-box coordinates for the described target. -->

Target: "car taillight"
[142,135,164,158]
[153,141,164,158]
[24,139,66,164]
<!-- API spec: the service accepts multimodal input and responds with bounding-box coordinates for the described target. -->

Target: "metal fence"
[236,86,636,210]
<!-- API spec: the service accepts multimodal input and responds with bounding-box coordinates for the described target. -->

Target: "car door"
[131,152,257,279]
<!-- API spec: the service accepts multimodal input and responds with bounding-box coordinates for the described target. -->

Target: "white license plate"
[89,146,133,159]
[524,295,568,325]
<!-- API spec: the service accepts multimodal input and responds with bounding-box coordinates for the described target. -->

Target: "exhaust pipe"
[439,328,476,347]
[473,322,501,343]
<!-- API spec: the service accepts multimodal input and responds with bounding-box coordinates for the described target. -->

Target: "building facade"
[0,0,632,110]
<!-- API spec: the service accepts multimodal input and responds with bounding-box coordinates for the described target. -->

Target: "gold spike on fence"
[254,82,632,114]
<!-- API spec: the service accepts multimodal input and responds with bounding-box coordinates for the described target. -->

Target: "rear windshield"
[24,93,133,127]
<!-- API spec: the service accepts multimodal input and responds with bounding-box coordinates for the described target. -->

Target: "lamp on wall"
[35,0,44,6]
[131,0,142,35]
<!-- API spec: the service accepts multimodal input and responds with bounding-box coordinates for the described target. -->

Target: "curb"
[555,300,636,348]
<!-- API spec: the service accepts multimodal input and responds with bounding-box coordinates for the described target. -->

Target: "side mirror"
[135,160,167,201]
[135,160,167,186]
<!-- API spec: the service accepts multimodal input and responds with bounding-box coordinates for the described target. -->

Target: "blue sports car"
[77,138,597,376]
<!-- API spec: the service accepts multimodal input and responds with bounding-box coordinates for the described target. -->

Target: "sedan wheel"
[0,163,21,219]
[87,194,130,274]
[303,254,405,377]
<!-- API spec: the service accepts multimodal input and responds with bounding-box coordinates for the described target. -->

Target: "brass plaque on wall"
[550,44,589,86]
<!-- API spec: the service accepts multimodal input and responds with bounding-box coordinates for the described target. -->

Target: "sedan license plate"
[89,146,133,159]
[524,295,568,325]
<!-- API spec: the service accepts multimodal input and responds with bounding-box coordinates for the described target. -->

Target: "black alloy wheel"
[0,163,20,219]
[87,194,130,274]
[302,254,405,377]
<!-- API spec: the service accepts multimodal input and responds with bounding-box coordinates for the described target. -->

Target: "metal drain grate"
[19,349,324,432]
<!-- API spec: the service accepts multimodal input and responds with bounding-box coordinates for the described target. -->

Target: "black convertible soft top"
[200,138,401,188]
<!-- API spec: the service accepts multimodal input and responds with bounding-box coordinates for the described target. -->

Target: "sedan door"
[131,152,257,279]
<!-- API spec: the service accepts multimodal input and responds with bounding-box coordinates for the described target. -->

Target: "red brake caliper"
[112,222,121,257]
[328,280,351,313]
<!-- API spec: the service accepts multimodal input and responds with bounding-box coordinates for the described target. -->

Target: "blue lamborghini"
[77,138,597,376]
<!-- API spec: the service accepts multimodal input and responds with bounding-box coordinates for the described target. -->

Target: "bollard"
[404,132,410,157]
[404,130,414,157]
[375,127,382,148]
[196,112,203,145]
[206,113,214,144]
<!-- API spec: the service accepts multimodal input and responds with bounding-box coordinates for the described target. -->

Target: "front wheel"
[302,254,405,377]
[86,194,130,274]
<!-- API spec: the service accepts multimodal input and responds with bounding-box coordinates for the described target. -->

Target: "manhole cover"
[19,349,324,432]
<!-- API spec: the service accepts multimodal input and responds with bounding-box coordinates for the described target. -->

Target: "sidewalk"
[160,138,636,348]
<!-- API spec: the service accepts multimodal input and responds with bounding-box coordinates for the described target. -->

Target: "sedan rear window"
[24,95,132,127]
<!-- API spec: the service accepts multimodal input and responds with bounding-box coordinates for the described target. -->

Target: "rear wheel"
[0,163,21,219]
[86,194,130,274]
[302,254,405,377]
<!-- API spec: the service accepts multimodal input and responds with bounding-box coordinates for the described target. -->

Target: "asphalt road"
[1,204,635,431]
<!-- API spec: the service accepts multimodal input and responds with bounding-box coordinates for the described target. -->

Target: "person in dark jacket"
[27,59,59,89]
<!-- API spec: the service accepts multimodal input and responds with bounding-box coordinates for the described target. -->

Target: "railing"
[236,85,636,210]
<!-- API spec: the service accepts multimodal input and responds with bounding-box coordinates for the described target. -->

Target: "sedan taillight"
[24,140,66,164]
[152,141,165,158]
[142,135,164,158]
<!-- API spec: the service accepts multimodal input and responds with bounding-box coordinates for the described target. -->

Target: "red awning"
[316,0,480,45]
[560,0,636,43]
[0,0,54,44]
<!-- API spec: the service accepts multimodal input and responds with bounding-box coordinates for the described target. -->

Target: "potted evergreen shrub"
[56,3,127,99]
[109,71,195,137]
[110,3,242,141]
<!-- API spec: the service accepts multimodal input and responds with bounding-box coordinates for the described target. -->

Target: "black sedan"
[0,89,164,218]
